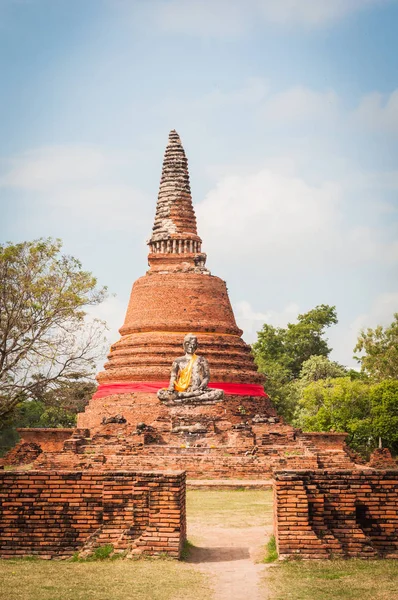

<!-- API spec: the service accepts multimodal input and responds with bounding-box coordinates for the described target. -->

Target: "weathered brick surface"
[18,428,74,452]
[26,412,359,478]
[0,441,42,467]
[274,470,398,559]
[368,448,397,469]
[27,403,357,478]
[1,429,74,467]
[0,470,185,559]
[77,391,276,430]
[32,443,321,479]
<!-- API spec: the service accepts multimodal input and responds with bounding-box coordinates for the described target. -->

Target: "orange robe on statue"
[174,354,198,392]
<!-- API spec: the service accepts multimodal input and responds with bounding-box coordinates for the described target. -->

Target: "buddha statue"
[157,334,224,403]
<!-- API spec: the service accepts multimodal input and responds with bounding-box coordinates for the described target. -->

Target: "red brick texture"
[97,276,264,387]
[1,429,74,468]
[21,407,358,478]
[368,448,397,469]
[274,470,398,559]
[17,428,74,452]
[34,446,320,479]
[0,441,42,467]
[76,391,276,430]
[0,470,186,559]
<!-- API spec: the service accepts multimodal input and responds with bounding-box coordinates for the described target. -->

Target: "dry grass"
[187,488,273,528]
[2,490,396,600]
[0,559,210,600]
[264,559,398,600]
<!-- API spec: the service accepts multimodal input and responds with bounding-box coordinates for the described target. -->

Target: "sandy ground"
[188,521,272,600]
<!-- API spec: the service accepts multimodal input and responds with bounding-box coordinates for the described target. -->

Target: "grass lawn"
[0,559,210,600]
[1,489,397,600]
[265,559,398,600]
[187,488,273,528]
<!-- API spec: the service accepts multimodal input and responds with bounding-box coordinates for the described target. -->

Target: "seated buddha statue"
[157,334,224,403]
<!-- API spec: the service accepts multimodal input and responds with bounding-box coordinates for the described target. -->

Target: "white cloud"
[237,294,398,368]
[351,292,398,334]
[155,0,246,36]
[196,167,341,262]
[234,300,299,342]
[353,89,398,134]
[194,77,269,111]
[329,292,398,367]
[85,295,127,370]
[256,0,388,26]
[40,184,148,232]
[190,81,340,129]
[263,86,340,124]
[195,165,398,274]
[0,145,108,191]
[153,0,392,37]
[180,79,398,140]
[0,145,149,233]
[86,295,126,339]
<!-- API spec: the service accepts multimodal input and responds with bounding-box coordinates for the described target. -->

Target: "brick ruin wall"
[29,417,354,479]
[0,470,186,559]
[274,470,398,559]
[0,429,75,467]
[17,428,74,452]
[35,446,319,479]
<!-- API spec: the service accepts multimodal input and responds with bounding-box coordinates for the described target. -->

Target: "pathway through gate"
[186,485,273,600]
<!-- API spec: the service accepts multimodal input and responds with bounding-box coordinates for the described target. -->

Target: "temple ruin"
[6,130,361,477]
[1,130,397,560]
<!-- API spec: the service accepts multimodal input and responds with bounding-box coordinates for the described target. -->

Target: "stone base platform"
[4,392,362,478]
[76,390,278,434]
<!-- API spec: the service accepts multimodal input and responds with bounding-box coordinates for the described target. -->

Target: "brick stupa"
[25,131,358,477]
[95,129,264,392]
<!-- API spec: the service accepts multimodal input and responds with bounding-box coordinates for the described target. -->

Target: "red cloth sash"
[93,381,268,398]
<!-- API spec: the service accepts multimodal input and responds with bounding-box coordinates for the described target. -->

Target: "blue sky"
[1,0,397,368]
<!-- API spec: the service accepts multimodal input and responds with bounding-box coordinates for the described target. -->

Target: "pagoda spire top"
[148,130,207,273]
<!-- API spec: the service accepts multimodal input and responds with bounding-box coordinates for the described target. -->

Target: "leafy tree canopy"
[299,355,346,384]
[253,305,338,419]
[294,377,398,457]
[354,313,398,380]
[253,304,338,378]
[0,238,107,423]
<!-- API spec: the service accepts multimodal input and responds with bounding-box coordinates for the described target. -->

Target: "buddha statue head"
[183,333,198,356]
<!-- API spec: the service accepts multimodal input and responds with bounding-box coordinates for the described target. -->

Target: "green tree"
[0,238,107,423]
[254,359,299,422]
[299,355,346,384]
[294,377,398,457]
[254,305,338,378]
[0,378,97,455]
[354,314,398,380]
[253,305,338,419]
[369,380,398,454]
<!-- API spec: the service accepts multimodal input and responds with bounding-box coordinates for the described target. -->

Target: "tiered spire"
[148,131,205,270]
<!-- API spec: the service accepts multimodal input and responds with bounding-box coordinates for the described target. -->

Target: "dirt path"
[188,522,272,600]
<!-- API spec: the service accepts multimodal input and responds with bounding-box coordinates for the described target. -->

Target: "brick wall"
[18,428,74,452]
[368,448,397,469]
[274,470,398,559]
[299,432,348,449]
[33,445,319,478]
[0,470,186,559]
